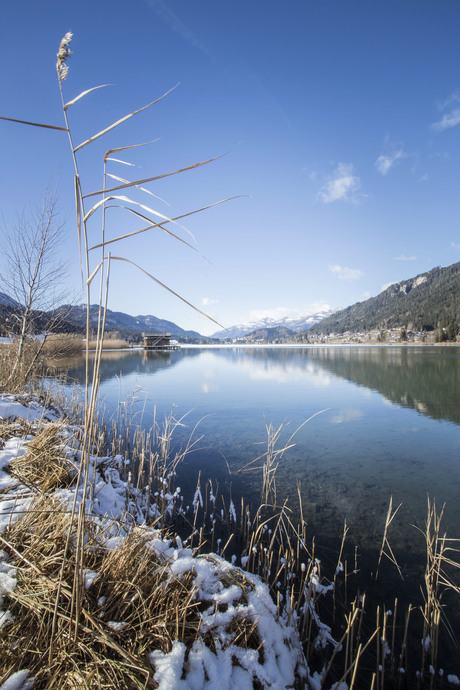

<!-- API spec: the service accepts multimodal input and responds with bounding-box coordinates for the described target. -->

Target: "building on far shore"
[142,333,177,350]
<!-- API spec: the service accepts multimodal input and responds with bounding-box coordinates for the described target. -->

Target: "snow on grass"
[0,669,34,690]
[0,394,307,688]
[0,395,59,424]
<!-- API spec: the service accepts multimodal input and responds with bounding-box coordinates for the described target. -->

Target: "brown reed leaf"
[88,196,239,252]
[111,256,225,328]
[63,84,111,111]
[103,140,157,163]
[73,85,179,153]
[0,115,68,131]
[83,152,225,198]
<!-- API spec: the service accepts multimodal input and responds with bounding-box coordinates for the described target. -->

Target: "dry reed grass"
[43,333,84,358]
[9,422,75,491]
[0,341,41,393]
[1,407,460,687]
[86,338,130,350]
[0,491,285,689]
[0,495,155,688]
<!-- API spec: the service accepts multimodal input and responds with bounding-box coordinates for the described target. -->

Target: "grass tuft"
[0,489,294,689]
[10,422,74,491]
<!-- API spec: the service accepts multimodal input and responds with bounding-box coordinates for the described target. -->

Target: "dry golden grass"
[0,417,35,443]
[86,338,131,350]
[0,494,271,689]
[0,341,41,393]
[9,422,75,492]
[1,408,460,687]
[43,334,84,358]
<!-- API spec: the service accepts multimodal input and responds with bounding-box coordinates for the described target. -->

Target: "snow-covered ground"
[0,394,311,689]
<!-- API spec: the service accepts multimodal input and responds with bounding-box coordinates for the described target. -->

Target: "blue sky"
[1,0,459,335]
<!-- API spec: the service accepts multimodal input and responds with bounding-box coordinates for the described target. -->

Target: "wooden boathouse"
[142,333,177,350]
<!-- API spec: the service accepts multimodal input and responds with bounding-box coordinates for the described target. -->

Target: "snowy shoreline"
[0,393,312,689]
[2,393,460,689]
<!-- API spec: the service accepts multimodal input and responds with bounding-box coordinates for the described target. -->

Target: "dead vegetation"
[0,341,42,394]
[0,410,460,688]
[86,338,131,350]
[1,500,171,688]
[0,415,305,689]
[0,492,288,689]
[9,422,74,491]
[43,334,84,358]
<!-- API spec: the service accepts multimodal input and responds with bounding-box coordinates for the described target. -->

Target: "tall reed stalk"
[2,31,238,646]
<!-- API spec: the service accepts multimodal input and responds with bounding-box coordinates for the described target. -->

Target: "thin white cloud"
[304,300,332,314]
[381,281,396,292]
[330,408,363,424]
[329,265,363,282]
[317,163,362,204]
[432,110,460,131]
[432,93,460,131]
[361,291,371,300]
[451,241,460,250]
[144,0,210,56]
[248,303,333,322]
[249,307,300,321]
[375,149,406,176]
[201,297,218,306]
[394,254,417,261]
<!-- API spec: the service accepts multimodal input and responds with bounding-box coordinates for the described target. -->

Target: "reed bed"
[0,495,187,688]
[86,338,131,350]
[1,398,460,687]
[0,335,82,393]
[0,410,308,688]
[42,333,84,358]
[0,341,42,393]
[96,412,460,688]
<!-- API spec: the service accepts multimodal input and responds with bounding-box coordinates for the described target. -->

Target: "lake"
[56,345,460,564]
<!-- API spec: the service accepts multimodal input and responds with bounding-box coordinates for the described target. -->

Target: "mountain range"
[211,309,337,340]
[0,292,20,308]
[0,296,204,340]
[2,259,460,341]
[54,304,203,340]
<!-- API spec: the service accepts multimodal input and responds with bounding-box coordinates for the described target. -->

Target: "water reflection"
[55,345,460,427]
[206,346,460,426]
[53,346,460,553]
[304,346,460,424]
[50,348,200,385]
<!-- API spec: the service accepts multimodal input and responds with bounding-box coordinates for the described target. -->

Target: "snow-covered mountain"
[211,309,338,340]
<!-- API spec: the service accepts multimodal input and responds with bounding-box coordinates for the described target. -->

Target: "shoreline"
[179,341,460,349]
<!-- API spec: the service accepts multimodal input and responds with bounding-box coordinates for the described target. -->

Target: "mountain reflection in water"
[53,346,460,556]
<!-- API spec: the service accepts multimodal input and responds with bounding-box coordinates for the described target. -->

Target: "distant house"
[142,332,175,350]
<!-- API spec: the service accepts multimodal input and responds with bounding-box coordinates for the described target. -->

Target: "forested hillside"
[309,262,460,335]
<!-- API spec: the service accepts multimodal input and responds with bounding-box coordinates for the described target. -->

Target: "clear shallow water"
[57,345,460,556]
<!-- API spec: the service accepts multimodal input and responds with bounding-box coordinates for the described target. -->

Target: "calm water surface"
[58,345,460,557]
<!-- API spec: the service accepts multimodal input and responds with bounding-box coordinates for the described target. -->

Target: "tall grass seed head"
[56,31,73,83]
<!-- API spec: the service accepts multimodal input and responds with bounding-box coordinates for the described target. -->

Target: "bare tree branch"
[0,188,71,385]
